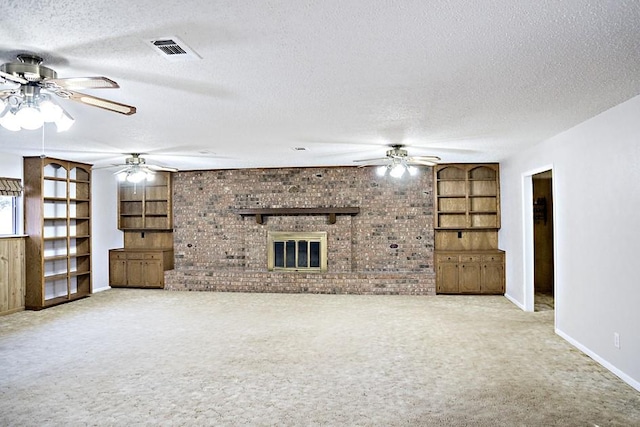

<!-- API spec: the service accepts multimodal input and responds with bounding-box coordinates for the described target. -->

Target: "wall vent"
[145,36,201,62]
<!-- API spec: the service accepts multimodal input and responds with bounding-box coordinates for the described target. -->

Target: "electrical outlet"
[614,332,620,349]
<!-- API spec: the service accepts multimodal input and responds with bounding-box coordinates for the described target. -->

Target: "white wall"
[91,169,123,291]
[500,95,640,391]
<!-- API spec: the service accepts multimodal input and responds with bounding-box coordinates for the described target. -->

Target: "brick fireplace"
[164,166,435,295]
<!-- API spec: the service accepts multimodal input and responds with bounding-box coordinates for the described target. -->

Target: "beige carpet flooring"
[1,289,639,426]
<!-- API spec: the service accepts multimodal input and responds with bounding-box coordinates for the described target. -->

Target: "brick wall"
[165,166,436,295]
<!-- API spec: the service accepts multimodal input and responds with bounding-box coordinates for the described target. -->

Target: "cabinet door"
[482,262,505,294]
[127,260,145,286]
[437,261,459,293]
[144,260,164,288]
[459,262,481,293]
[109,258,127,286]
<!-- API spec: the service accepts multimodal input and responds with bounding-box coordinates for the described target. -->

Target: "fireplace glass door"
[268,232,327,272]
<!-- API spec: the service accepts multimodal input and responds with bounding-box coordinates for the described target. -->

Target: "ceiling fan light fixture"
[39,95,63,122]
[0,105,21,131]
[408,165,419,176]
[125,169,147,183]
[116,162,156,183]
[389,162,406,178]
[376,165,388,176]
[54,110,74,132]
[0,92,74,132]
[15,104,44,130]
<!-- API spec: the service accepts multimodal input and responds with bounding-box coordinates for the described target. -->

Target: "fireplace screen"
[267,231,327,272]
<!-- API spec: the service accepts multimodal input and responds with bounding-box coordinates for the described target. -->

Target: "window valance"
[0,177,23,196]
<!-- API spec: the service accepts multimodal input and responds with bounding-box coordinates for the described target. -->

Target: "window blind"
[0,178,23,196]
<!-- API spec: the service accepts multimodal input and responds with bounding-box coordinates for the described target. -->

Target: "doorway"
[532,171,554,311]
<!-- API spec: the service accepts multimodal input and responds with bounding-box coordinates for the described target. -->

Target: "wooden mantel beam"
[235,207,360,224]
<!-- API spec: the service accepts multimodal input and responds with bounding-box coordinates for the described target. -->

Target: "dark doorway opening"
[533,171,554,311]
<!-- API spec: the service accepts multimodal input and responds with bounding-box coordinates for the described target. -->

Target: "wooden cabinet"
[23,157,92,310]
[118,171,172,230]
[434,164,500,230]
[0,236,25,315]
[435,251,505,294]
[109,249,174,288]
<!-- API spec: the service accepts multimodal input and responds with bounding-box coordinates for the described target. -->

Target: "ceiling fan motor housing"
[125,154,146,166]
[387,146,408,158]
[1,54,56,82]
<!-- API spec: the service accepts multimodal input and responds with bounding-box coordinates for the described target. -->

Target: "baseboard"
[92,286,111,293]
[556,328,640,393]
[504,292,525,310]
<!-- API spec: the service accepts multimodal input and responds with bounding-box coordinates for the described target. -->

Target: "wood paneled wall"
[0,237,25,315]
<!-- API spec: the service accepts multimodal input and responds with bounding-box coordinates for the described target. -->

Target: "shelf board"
[435,226,500,230]
[70,252,91,258]
[70,234,90,239]
[39,293,90,308]
[120,214,144,217]
[437,194,466,198]
[43,197,67,202]
[44,272,69,281]
[437,211,467,214]
[43,177,67,182]
[43,236,67,241]
[44,255,69,261]
[119,227,173,231]
[71,271,91,277]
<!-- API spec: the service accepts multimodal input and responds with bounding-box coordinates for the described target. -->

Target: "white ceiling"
[2,0,640,171]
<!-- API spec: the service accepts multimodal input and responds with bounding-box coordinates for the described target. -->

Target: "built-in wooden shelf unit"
[433,163,504,295]
[23,157,92,309]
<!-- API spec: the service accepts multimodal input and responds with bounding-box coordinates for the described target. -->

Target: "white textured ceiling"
[1,0,640,170]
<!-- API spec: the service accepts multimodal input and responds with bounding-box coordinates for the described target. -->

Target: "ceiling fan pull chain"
[40,124,45,158]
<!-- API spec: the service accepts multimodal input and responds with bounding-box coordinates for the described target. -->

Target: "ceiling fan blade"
[147,164,178,172]
[44,77,119,90]
[112,167,130,175]
[409,155,441,162]
[409,159,438,166]
[0,70,28,85]
[353,157,388,163]
[357,163,384,168]
[54,89,136,115]
[92,163,128,170]
[1,89,15,100]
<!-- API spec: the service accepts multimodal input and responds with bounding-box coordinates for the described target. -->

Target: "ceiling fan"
[0,53,136,131]
[109,153,178,183]
[354,145,441,178]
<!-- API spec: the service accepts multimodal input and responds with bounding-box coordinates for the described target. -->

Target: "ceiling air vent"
[145,36,201,62]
